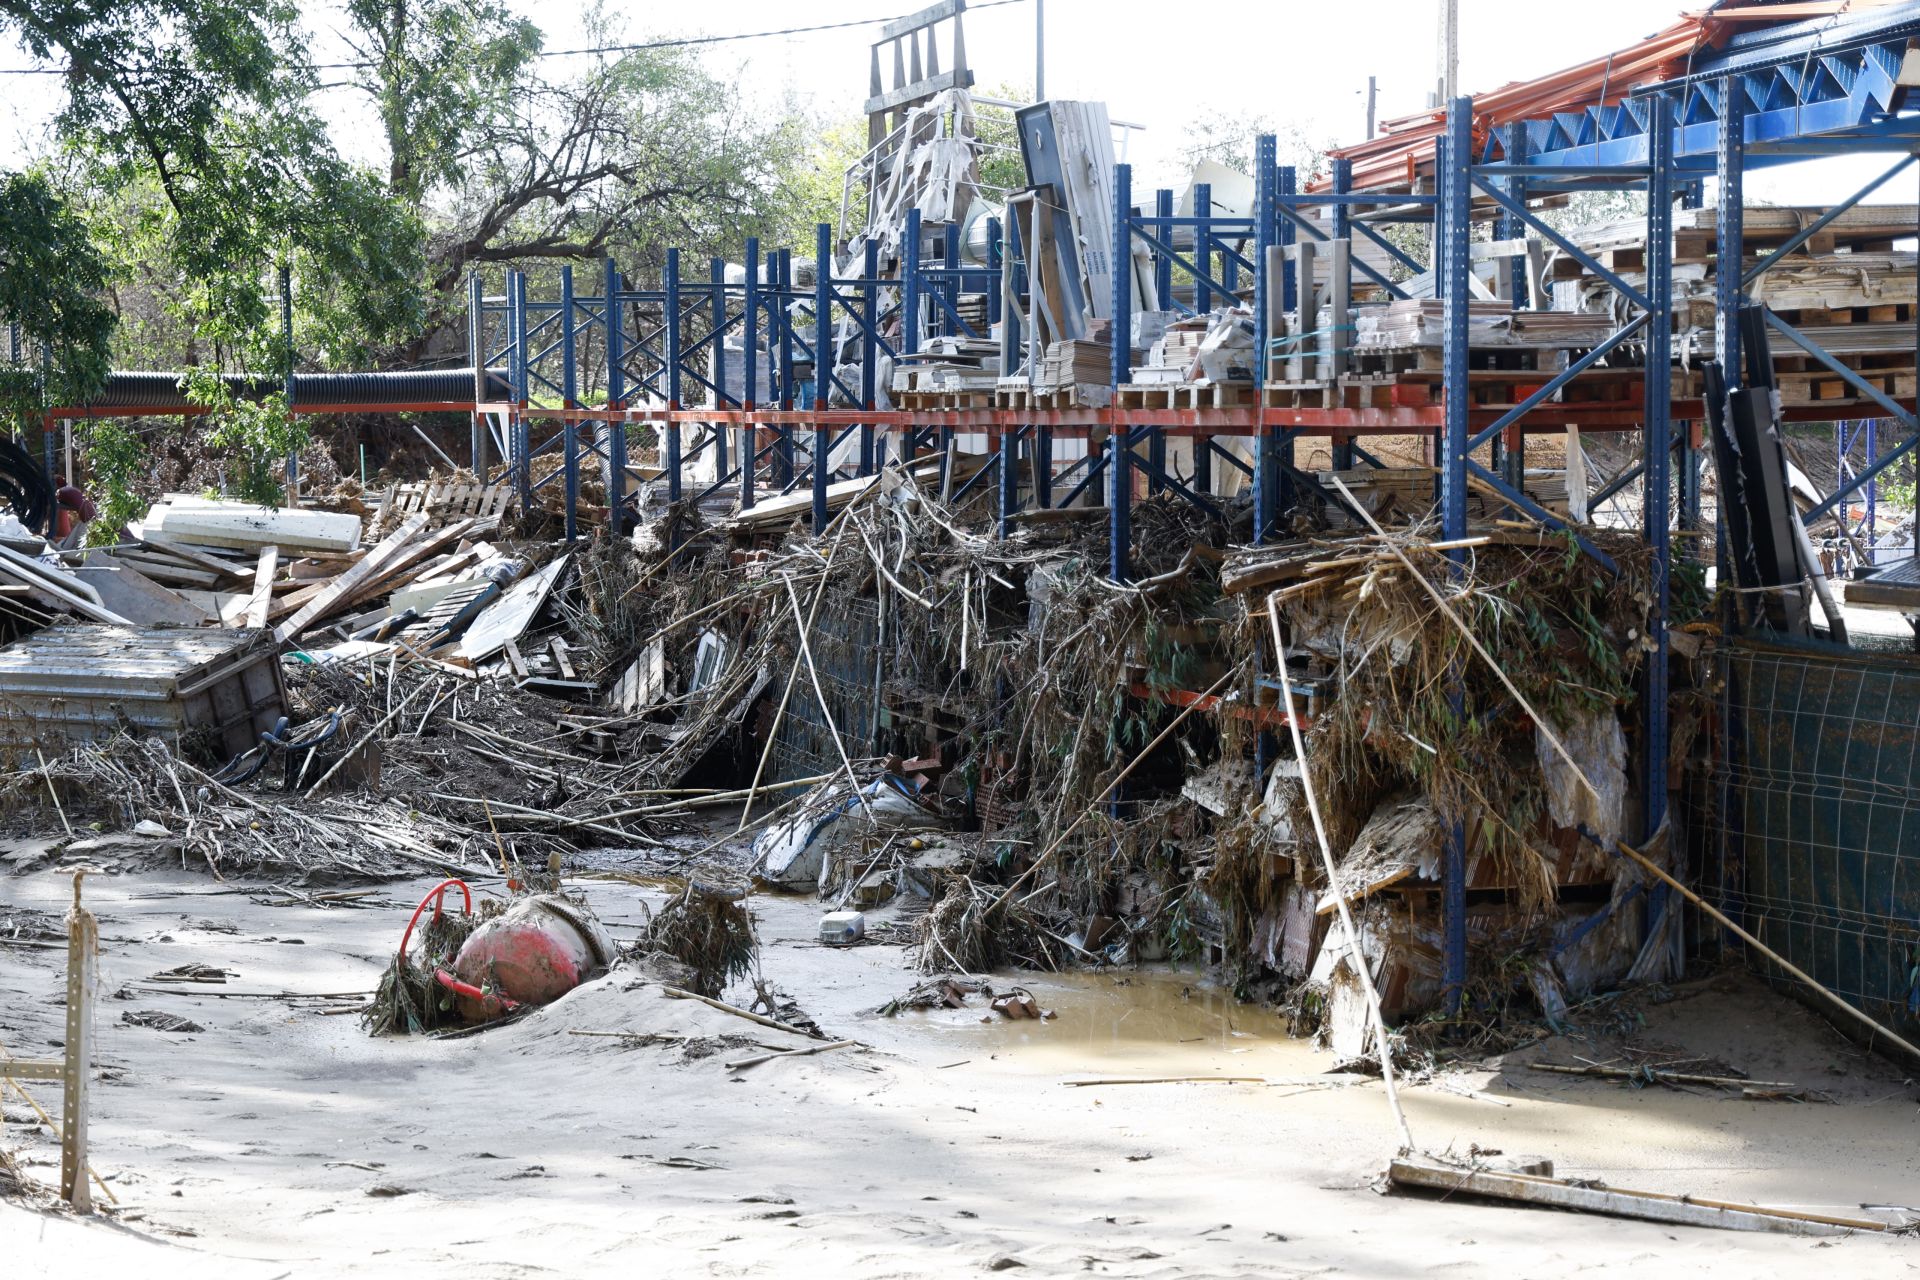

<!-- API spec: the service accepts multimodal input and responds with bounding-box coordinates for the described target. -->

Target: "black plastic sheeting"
[0,437,53,532]
[68,368,506,411]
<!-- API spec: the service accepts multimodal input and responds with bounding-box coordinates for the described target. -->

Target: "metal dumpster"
[0,624,286,765]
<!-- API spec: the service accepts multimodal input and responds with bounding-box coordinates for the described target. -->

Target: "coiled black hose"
[211,711,344,786]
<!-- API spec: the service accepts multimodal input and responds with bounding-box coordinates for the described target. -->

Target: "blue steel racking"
[463,7,1920,1005]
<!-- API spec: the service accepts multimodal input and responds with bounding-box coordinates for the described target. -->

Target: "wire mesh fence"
[1702,637,1920,1031]
[771,596,882,782]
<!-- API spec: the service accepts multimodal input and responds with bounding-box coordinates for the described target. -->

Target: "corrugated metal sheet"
[1313,0,1905,194]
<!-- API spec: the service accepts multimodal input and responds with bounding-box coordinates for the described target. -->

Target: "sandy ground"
[5,861,1920,1279]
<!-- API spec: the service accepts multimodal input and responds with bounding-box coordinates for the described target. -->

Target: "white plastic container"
[818,911,866,945]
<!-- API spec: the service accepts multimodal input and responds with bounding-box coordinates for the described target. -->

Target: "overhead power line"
[0,0,1028,76]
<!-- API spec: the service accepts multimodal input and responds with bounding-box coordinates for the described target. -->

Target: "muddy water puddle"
[887,969,1325,1077]
[564,859,1332,1079]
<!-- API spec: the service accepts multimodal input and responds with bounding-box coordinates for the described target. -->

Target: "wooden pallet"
[1265,378,1431,411]
[388,482,513,521]
[1113,383,1182,409]
[1026,384,1112,410]
[897,390,994,410]
[1777,369,1916,406]
[1345,343,1573,378]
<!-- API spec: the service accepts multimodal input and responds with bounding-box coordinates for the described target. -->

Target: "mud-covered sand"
[4,864,1917,1278]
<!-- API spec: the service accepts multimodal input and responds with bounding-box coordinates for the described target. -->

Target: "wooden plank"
[107,554,219,588]
[243,545,278,630]
[503,640,529,680]
[338,517,478,611]
[1315,865,1416,916]
[614,639,666,713]
[272,515,427,645]
[132,533,252,579]
[1387,1158,1882,1236]
[550,636,576,680]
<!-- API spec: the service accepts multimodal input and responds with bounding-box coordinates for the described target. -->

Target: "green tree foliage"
[3,0,428,516]
[0,170,114,417]
[340,1,807,353]
[343,0,541,206]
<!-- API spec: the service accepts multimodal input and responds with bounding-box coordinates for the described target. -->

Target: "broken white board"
[143,498,361,555]
[457,555,567,663]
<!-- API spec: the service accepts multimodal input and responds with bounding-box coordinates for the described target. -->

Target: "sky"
[0,0,1897,201]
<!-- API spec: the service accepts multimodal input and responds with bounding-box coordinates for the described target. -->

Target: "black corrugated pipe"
[63,369,507,411]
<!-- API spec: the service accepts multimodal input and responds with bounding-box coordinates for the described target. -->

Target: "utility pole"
[1035,0,1045,101]
[1437,0,1458,108]
[1366,75,1378,138]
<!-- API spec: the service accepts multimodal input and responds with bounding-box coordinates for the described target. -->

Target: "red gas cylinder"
[450,896,614,1021]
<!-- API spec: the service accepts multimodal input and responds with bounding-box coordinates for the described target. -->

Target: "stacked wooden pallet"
[1558,203,1919,277]
[1353,299,1614,350]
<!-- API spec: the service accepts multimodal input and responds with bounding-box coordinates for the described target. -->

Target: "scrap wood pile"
[723,465,1714,1049]
[1,438,1711,1052]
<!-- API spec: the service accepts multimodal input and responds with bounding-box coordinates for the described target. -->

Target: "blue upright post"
[777,250,795,486]
[741,238,759,511]
[466,273,485,473]
[1328,157,1352,242]
[1153,188,1174,308]
[1275,160,1296,517]
[813,223,832,534]
[1034,421,1052,509]
[560,264,580,541]
[997,424,1018,539]
[1144,185,1159,491]
[938,222,957,477]
[1866,418,1879,547]
[509,269,531,513]
[1193,182,1213,315]
[1716,79,1746,400]
[1642,92,1675,848]
[943,222,961,339]
[1439,99,1474,1015]
[1330,158,1356,472]
[605,256,628,532]
[1497,126,1530,486]
[710,257,729,484]
[1008,212,1043,504]
[1146,188,1173,495]
[1278,164,1298,312]
[664,248,683,505]
[1253,138,1278,543]
[861,238,878,475]
[902,209,921,463]
[1109,163,1133,583]
[1715,73,1746,568]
